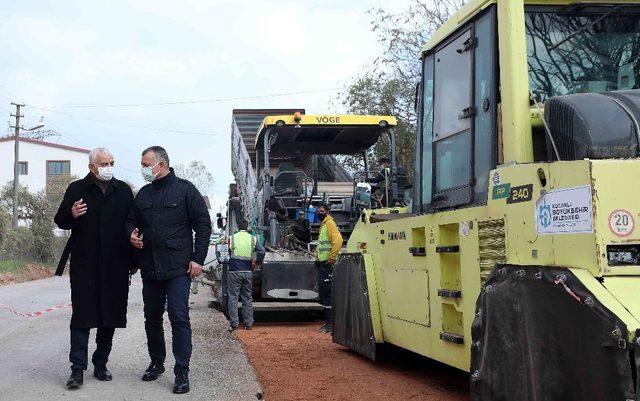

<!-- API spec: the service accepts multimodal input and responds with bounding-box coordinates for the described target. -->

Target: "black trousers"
[316,261,332,324]
[69,327,115,371]
[143,274,192,374]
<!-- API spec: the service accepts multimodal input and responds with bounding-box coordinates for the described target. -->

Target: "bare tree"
[338,0,465,177]
[526,12,640,99]
[173,160,214,195]
[25,128,61,141]
[369,0,466,86]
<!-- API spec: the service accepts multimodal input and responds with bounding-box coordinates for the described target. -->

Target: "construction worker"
[315,203,343,333]
[366,157,391,207]
[227,221,265,331]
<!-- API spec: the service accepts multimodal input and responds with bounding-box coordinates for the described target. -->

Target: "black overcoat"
[54,174,134,329]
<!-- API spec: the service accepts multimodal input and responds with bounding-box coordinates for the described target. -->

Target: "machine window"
[421,55,435,210]
[435,131,471,192]
[431,29,474,207]
[526,6,640,100]
[434,30,473,141]
[420,6,497,210]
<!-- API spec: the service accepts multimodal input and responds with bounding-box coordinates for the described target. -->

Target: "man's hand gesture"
[188,261,203,279]
[130,228,143,249]
[71,199,87,219]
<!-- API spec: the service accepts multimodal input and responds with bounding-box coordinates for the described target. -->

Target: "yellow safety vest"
[230,230,255,260]
[317,219,332,262]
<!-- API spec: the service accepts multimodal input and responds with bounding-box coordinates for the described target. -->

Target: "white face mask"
[141,163,159,182]
[97,166,114,181]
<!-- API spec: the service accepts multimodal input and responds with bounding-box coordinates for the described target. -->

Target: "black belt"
[55,234,74,276]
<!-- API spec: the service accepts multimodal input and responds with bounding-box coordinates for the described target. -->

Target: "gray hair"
[89,147,113,164]
[142,146,170,166]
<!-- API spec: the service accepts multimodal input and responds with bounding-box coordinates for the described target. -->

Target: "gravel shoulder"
[237,320,469,401]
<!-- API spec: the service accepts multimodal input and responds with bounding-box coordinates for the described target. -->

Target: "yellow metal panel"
[590,160,640,275]
[548,161,599,274]
[602,277,640,326]
[362,253,384,343]
[487,163,554,266]
[382,268,430,327]
[497,0,533,163]
[571,269,640,340]
[262,114,397,128]
[422,0,495,54]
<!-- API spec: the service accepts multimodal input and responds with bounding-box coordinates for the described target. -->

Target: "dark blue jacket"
[127,169,211,280]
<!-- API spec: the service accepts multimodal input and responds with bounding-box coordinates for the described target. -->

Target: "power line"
[0,86,220,137]
[44,88,341,109]
[27,106,222,137]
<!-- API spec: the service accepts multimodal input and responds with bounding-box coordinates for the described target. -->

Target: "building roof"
[0,136,90,154]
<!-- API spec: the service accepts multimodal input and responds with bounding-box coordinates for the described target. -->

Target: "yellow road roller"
[332,1,640,400]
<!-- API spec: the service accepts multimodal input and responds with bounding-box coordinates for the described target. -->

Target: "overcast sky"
[0,0,406,211]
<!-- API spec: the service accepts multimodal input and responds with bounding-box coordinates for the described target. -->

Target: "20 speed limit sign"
[608,209,635,237]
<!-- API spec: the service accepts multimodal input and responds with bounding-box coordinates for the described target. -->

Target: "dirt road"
[237,321,469,401]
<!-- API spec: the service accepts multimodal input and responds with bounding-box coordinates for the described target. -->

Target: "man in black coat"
[54,147,134,390]
[127,146,211,395]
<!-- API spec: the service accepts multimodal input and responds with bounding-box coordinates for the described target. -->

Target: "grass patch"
[0,260,24,274]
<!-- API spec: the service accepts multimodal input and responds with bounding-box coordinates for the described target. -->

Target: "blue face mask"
[141,163,159,182]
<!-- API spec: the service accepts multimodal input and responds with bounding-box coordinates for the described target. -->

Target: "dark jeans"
[143,274,192,374]
[69,327,115,371]
[227,270,253,328]
[316,261,332,324]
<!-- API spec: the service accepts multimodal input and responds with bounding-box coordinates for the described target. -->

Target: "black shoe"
[66,369,83,390]
[173,372,190,394]
[229,326,237,332]
[93,365,112,381]
[244,326,252,330]
[141,362,165,382]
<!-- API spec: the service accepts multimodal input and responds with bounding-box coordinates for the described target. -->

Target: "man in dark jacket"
[366,157,391,207]
[54,147,134,390]
[127,146,211,395]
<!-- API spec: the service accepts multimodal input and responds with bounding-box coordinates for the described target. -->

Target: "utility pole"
[11,103,24,228]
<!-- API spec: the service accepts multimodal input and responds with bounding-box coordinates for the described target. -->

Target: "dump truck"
[214,109,400,313]
[332,1,640,400]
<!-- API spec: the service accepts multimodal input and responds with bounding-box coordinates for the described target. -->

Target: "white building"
[0,136,90,193]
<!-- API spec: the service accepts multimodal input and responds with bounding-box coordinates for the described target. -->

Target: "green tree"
[0,207,10,255]
[0,182,39,222]
[30,191,54,263]
[0,176,77,263]
[45,174,78,213]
